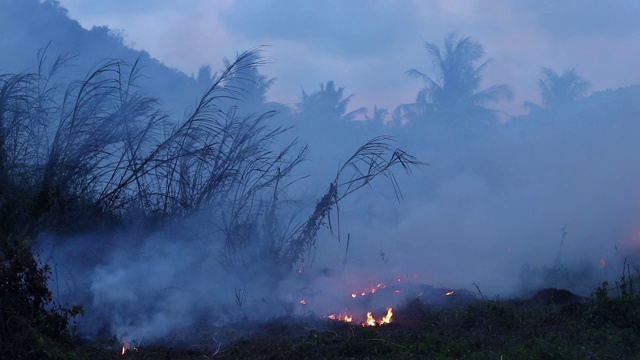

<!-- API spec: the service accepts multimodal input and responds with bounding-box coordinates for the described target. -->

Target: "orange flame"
[380,308,393,324]
[362,308,393,326]
[445,290,455,296]
[300,299,307,305]
[364,312,376,327]
[356,282,387,297]
[122,346,126,355]
[327,314,353,322]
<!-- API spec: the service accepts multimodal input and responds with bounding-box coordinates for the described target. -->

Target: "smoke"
[5,0,639,347]
[37,87,640,345]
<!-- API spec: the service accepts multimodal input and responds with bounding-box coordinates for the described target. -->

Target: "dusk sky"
[54,0,640,117]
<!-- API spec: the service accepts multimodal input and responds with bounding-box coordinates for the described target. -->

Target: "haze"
[1,0,639,344]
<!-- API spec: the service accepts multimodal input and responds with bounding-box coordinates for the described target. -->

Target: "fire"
[445,290,455,296]
[362,308,393,326]
[380,307,393,324]
[326,314,353,322]
[355,282,387,297]
[326,308,393,326]
[364,312,376,327]
[300,299,307,305]
[120,342,138,355]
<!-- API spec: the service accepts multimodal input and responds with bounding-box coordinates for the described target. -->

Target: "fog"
[2,0,639,345]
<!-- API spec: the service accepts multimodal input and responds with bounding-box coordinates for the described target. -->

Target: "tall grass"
[0,47,423,271]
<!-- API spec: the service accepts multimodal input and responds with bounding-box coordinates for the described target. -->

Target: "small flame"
[445,290,455,296]
[300,299,307,305]
[122,346,126,355]
[351,293,357,298]
[380,307,393,324]
[327,314,353,322]
[357,282,387,297]
[364,312,376,327]
[361,308,393,326]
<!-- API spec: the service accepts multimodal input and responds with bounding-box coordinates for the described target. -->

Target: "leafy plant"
[0,235,83,359]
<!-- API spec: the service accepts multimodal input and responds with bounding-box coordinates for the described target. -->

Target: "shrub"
[0,235,83,359]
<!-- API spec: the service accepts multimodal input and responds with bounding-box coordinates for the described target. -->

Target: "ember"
[445,290,455,296]
[326,314,353,322]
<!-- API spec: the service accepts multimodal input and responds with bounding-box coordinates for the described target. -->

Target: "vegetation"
[2,2,639,358]
[396,33,513,123]
[1,236,83,359]
[64,277,640,359]
[0,44,423,357]
[525,67,591,111]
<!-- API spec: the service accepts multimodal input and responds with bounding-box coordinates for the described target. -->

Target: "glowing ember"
[445,290,455,296]
[327,314,353,322]
[356,282,388,297]
[122,346,126,355]
[300,299,307,305]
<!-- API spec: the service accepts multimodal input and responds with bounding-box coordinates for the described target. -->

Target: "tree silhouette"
[298,81,365,122]
[399,33,512,122]
[222,56,276,105]
[366,105,389,124]
[525,67,590,111]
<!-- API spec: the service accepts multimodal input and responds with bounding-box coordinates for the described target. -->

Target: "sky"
[54,0,640,117]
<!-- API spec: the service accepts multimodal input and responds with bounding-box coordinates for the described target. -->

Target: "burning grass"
[64,283,640,359]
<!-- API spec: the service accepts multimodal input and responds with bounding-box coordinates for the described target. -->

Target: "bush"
[0,235,83,359]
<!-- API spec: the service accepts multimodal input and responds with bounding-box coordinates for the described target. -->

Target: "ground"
[74,287,640,360]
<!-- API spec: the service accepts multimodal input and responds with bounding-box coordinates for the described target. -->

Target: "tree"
[222,56,276,106]
[298,81,365,122]
[399,33,512,122]
[525,67,590,111]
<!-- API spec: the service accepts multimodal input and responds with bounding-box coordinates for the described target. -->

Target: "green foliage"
[0,235,83,359]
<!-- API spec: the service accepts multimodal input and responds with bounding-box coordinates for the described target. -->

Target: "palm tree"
[400,33,512,121]
[298,81,366,122]
[221,56,277,105]
[525,68,590,111]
